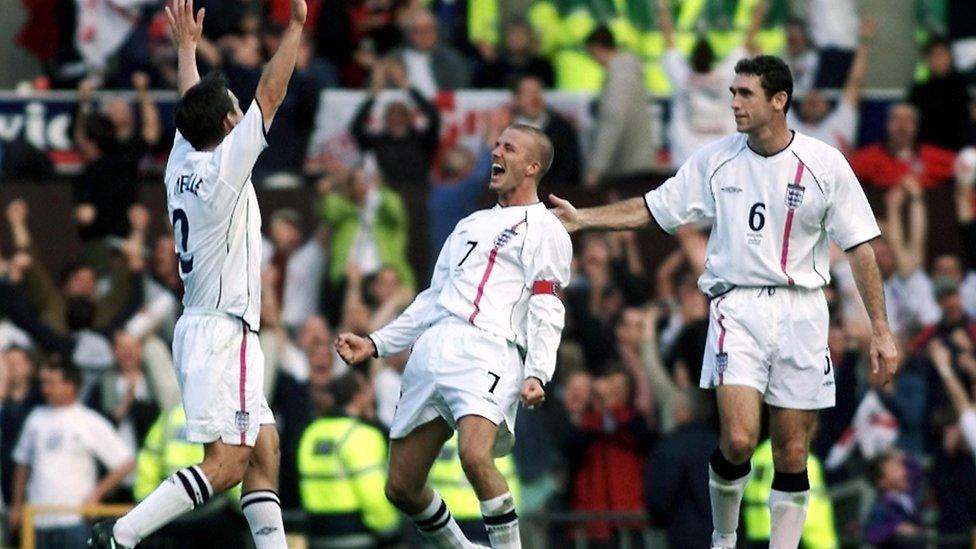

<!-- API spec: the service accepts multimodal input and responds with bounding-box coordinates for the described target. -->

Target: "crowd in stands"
[2,0,976,548]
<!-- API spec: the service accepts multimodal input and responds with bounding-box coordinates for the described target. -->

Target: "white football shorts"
[173,310,275,446]
[700,286,835,410]
[390,316,523,456]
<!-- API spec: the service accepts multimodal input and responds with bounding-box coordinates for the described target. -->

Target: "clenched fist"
[520,377,545,408]
[336,333,376,365]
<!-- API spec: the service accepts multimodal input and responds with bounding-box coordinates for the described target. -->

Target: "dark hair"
[42,355,82,389]
[66,297,96,331]
[328,371,364,409]
[868,450,900,485]
[923,35,950,55]
[508,72,544,95]
[508,123,553,181]
[86,112,118,153]
[584,25,616,50]
[734,55,794,114]
[174,72,235,150]
[691,38,716,73]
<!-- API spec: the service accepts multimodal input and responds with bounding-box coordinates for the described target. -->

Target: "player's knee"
[723,430,759,463]
[202,451,250,492]
[384,478,418,510]
[458,445,494,483]
[772,438,809,472]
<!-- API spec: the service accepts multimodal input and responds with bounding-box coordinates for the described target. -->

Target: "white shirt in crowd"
[165,100,268,330]
[885,270,942,336]
[808,0,859,51]
[662,47,742,167]
[645,132,880,297]
[403,49,438,98]
[13,403,132,528]
[789,49,820,95]
[261,238,327,330]
[963,272,976,319]
[371,203,572,383]
[74,0,157,72]
[787,100,858,153]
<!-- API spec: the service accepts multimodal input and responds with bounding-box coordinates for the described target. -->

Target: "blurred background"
[0,0,975,547]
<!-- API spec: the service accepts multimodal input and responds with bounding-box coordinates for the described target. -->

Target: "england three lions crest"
[785,183,805,209]
[494,227,519,248]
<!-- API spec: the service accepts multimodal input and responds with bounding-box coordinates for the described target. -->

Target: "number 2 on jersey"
[172,208,194,274]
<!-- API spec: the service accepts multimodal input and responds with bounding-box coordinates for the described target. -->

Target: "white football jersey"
[646,132,880,297]
[165,100,268,329]
[371,203,572,384]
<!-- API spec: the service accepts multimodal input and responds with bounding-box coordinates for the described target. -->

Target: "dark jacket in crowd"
[351,88,441,190]
[645,420,718,549]
[538,110,581,186]
[908,71,972,151]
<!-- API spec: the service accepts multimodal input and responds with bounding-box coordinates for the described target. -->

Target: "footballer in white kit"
[90,0,306,547]
[553,55,898,549]
[338,122,571,549]
[165,94,272,447]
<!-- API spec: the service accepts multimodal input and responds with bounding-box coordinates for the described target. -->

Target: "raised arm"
[842,17,875,107]
[254,0,307,128]
[164,0,205,97]
[132,72,162,147]
[930,340,972,416]
[656,0,676,49]
[846,241,898,385]
[743,0,768,56]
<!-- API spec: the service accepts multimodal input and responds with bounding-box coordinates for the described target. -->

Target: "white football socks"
[113,466,212,547]
[480,492,521,548]
[241,489,288,548]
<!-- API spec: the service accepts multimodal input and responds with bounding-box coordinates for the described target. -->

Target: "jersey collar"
[746,130,796,160]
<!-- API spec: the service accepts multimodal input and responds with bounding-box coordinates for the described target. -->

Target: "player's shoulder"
[791,131,850,178]
[527,204,572,249]
[686,134,749,173]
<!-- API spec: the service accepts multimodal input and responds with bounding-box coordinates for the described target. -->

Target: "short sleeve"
[825,150,880,250]
[11,412,37,465]
[644,151,715,234]
[210,99,269,202]
[86,412,134,469]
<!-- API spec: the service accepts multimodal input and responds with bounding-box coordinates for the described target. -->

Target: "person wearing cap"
[911,276,976,355]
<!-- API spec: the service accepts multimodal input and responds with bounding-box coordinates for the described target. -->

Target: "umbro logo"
[721,185,743,193]
[254,527,279,536]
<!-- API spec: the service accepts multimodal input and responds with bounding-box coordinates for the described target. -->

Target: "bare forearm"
[12,465,29,508]
[907,195,927,263]
[843,42,870,105]
[10,223,31,250]
[91,461,135,502]
[939,365,972,415]
[578,197,652,231]
[177,46,200,96]
[256,22,303,117]
[657,1,675,48]
[138,91,161,145]
[847,242,890,333]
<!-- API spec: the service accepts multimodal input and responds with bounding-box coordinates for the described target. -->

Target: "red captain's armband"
[532,280,560,297]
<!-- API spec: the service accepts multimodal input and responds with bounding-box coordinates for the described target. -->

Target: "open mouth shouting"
[491,162,506,181]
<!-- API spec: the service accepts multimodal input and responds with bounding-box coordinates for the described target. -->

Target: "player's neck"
[497,184,540,207]
[747,119,793,157]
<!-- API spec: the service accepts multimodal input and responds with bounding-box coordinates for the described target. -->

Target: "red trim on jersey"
[716,296,728,386]
[780,161,806,286]
[239,321,247,445]
[532,280,560,296]
[468,219,528,324]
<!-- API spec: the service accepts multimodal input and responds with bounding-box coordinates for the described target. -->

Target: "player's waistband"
[181,307,256,332]
[710,285,826,299]
[432,313,520,348]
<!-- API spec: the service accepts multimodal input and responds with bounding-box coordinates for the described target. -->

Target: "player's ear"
[772,90,788,113]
